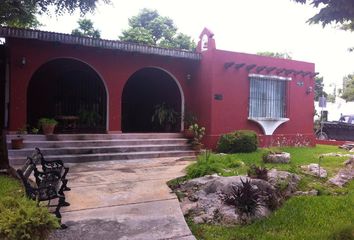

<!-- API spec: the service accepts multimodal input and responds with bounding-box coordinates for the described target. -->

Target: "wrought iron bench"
[31,147,70,191]
[16,157,70,221]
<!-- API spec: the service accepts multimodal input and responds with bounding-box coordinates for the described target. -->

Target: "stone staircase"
[7,133,195,165]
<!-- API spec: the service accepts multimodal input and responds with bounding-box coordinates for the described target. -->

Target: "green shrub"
[0,196,59,240]
[217,130,258,153]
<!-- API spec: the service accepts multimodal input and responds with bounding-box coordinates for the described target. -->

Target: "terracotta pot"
[11,138,24,149]
[183,129,194,139]
[42,124,56,135]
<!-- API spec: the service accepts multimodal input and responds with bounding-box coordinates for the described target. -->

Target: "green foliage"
[188,123,206,146]
[314,76,328,101]
[186,152,244,179]
[225,179,263,220]
[257,51,292,59]
[292,0,354,30]
[38,118,58,126]
[151,103,179,126]
[120,8,196,50]
[341,73,354,101]
[247,164,268,181]
[72,18,101,38]
[0,175,59,240]
[0,0,109,28]
[79,109,101,127]
[217,130,258,153]
[0,196,59,240]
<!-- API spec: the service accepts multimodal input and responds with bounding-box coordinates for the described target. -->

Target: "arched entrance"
[122,67,183,133]
[27,58,107,133]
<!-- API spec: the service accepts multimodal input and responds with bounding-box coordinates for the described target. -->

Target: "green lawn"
[181,145,354,240]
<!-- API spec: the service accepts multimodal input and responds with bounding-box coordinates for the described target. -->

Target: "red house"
[0,27,316,149]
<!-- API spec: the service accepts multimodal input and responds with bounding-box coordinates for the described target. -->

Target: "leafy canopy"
[341,73,354,101]
[72,18,101,38]
[292,0,354,30]
[120,9,196,51]
[257,51,292,59]
[314,76,328,101]
[0,0,109,28]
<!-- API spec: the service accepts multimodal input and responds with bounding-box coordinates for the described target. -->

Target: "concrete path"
[49,157,196,240]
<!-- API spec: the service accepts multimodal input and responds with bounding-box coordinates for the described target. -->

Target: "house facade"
[0,27,316,148]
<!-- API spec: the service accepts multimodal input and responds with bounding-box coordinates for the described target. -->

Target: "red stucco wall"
[7,39,198,132]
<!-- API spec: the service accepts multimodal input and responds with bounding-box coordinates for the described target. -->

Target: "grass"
[178,145,354,240]
[0,174,23,197]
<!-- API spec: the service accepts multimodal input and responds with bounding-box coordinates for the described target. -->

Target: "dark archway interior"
[27,59,107,133]
[122,68,181,133]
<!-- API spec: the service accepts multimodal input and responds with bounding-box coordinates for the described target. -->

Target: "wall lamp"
[306,86,313,95]
[20,57,26,66]
[186,74,191,81]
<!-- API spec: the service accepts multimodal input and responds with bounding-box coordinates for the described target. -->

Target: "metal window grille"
[249,76,287,118]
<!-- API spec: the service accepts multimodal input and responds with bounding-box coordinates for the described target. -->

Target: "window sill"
[248,117,289,135]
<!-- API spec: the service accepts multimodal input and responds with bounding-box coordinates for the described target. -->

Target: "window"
[249,74,289,119]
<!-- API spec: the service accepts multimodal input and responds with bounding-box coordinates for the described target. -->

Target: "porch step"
[7,133,196,165]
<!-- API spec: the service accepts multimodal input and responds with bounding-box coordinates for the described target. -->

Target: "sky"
[37,0,354,92]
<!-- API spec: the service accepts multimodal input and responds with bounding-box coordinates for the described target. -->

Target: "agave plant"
[247,164,269,181]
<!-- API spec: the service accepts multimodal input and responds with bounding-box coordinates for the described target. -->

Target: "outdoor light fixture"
[306,86,313,94]
[186,74,191,81]
[20,57,26,66]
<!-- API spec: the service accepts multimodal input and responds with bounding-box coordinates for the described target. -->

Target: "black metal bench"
[31,147,70,191]
[16,157,70,221]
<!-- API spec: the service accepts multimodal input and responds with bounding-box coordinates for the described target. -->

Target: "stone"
[328,158,354,187]
[264,152,291,163]
[294,190,318,196]
[301,163,327,178]
[177,170,300,225]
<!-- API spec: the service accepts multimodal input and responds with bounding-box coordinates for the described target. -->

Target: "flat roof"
[0,27,201,61]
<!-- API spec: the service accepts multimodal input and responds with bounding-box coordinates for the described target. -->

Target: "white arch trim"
[28,57,109,132]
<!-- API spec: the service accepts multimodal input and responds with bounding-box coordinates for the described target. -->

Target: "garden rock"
[328,158,354,187]
[176,170,300,225]
[264,152,291,163]
[294,190,318,196]
[301,163,327,178]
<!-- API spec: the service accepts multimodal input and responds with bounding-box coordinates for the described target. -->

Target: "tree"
[256,51,292,59]
[72,19,100,38]
[292,0,354,30]
[120,9,196,51]
[341,73,354,101]
[0,0,109,28]
[314,76,328,101]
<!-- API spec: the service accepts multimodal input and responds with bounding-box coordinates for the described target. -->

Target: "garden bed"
[169,145,354,240]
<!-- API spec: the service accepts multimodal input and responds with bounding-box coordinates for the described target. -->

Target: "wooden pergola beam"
[234,63,246,69]
[224,62,234,69]
[246,64,257,71]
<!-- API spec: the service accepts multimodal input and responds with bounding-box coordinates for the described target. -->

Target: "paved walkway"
[49,157,196,240]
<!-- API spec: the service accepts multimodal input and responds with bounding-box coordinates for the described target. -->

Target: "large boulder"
[176,170,300,225]
[263,152,291,164]
[301,163,327,178]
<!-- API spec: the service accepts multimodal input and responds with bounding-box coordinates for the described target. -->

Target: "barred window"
[249,74,288,119]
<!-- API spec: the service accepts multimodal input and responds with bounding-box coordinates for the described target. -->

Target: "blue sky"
[38,0,354,92]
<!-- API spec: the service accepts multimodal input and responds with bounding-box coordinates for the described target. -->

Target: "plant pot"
[183,128,194,139]
[11,138,24,149]
[42,124,56,135]
[192,143,203,152]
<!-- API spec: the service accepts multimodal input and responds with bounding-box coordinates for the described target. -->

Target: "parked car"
[316,115,354,141]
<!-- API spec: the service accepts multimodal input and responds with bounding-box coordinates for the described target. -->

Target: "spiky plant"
[225,178,263,218]
[247,164,269,181]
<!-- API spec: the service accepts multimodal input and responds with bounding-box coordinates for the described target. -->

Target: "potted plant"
[183,111,197,138]
[11,126,27,149]
[189,123,206,151]
[39,118,58,135]
[151,103,179,132]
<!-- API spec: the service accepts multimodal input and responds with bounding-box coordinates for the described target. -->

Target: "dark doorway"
[27,59,107,133]
[122,68,182,133]
[0,45,6,129]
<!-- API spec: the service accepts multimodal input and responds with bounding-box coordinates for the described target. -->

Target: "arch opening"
[27,58,107,133]
[122,67,183,133]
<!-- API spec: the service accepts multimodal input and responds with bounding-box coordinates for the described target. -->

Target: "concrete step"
[6,133,184,141]
[7,138,189,149]
[9,150,196,165]
[8,144,192,157]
